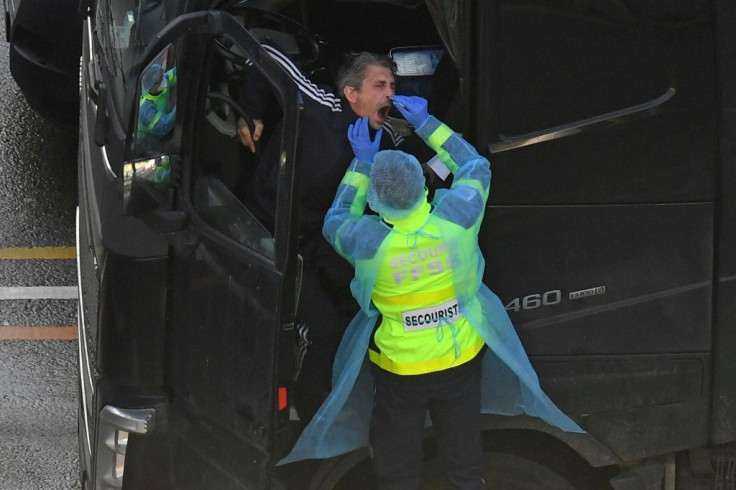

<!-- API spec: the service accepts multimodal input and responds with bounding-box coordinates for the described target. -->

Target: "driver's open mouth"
[378,105,391,119]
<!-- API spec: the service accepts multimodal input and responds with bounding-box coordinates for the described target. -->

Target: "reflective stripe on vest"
[139,88,169,132]
[340,169,370,215]
[369,337,484,375]
[147,111,163,130]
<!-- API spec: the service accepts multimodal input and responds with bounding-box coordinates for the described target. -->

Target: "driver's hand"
[237,117,264,153]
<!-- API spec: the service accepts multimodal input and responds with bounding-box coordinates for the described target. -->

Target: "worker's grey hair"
[336,52,396,100]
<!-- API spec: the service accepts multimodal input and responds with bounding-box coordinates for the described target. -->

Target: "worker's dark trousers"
[369,356,486,490]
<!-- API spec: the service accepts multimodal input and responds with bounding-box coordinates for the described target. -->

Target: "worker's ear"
[343,85,359,104]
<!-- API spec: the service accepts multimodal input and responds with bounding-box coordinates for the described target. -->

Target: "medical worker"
[137,63,177,152]
[279,94,583,487]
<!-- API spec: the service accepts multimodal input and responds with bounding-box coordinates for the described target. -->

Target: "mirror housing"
[122,154,187,233]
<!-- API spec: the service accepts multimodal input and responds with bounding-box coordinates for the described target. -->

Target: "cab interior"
[196,0,462,204]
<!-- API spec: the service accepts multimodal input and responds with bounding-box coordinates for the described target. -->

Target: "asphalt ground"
[0,17,81,490]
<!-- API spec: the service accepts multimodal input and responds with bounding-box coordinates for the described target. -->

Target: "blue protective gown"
[137,68,177,152]
[280,116,583,465]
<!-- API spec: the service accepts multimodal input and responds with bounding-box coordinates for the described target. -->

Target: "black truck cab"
[10,0,734,487]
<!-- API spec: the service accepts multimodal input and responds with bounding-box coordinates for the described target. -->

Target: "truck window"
[193,177,275,260]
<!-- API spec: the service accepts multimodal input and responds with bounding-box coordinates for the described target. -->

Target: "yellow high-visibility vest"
[368,201,484,375]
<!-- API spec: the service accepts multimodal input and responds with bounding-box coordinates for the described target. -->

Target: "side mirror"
[136,46,178,156]
[122,155,186,232]
[123,154,171,211]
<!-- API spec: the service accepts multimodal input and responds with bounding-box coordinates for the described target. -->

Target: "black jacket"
[239,45,411,265]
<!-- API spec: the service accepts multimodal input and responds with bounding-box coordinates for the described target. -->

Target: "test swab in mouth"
[390,97,406,109]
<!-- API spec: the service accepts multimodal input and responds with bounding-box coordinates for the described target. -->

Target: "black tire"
[416,451,577,489]
[313,431,614,490]
[418,431,614,490]
[324,450,603,490]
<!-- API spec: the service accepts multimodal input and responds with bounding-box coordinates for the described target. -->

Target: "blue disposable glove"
[392,95,429,129]
[348,116,383,162]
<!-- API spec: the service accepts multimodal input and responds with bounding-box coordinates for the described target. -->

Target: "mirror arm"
[94,82,109,147]
[140,208,188,234]
[167,225,200,259]
[77,0,94,19]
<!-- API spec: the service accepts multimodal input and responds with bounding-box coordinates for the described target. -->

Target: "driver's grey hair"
[336,52,397,100]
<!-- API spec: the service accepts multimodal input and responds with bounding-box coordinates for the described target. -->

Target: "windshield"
[96,0,182,121]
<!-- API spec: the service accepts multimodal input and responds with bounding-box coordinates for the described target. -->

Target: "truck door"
[123,11,301,488]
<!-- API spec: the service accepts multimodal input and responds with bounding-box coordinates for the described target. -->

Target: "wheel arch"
[301,419,623,489]
[478,413,621,468]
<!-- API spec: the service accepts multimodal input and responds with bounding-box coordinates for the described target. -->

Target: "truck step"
[685,447,736,489]
[713,448,736,490]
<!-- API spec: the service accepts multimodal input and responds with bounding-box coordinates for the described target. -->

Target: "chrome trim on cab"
[85,18,94,59]
[95,406,157,489]
[100,406,156,435]
[101,145,118,180]
[75,207,93,458]
[489,88,676,154]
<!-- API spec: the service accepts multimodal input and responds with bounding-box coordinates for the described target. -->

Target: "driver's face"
[344,64,396,130]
